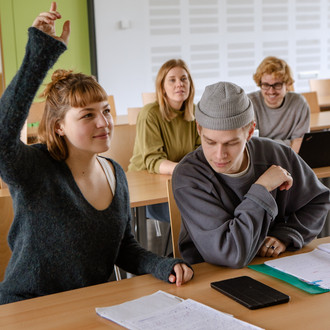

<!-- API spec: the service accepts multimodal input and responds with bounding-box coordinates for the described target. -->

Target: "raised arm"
[0,2,68,186]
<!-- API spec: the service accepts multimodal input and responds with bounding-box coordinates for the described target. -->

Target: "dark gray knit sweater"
[0,28,184,304]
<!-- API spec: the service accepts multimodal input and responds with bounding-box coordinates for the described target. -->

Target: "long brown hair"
[155,59,195,122]
[38,70,108,161]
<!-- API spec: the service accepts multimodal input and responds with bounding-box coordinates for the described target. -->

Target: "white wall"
[94,0,330,115]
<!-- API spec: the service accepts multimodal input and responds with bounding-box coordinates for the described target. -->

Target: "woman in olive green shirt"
[129,59,200,223]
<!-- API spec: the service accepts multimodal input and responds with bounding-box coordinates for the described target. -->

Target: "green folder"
[248,264,330,294]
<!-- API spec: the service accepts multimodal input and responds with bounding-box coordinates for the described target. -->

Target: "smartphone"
[211,276,290,310]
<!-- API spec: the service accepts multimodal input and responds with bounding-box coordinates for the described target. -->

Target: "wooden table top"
[318,95,330,108]
[0,237,328,330]
[125,170,171,208]
[310,111,330,131]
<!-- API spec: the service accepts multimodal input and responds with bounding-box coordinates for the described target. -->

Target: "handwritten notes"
[96,290,262,330]
[265,243,330,290]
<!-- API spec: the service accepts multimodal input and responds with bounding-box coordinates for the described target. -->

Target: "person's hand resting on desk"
[258,236,287,257]
[255,165,292,258]
[169,264,194,286]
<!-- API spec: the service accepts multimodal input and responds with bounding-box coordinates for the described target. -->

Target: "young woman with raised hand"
[0,2,193,305]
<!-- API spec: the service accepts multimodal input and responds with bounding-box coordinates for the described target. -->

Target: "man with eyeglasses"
[248,56,310,153]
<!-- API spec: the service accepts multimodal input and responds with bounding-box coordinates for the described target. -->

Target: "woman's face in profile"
[163,66,190,110]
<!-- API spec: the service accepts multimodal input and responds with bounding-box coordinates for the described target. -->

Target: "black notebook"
[211,276,290,310]
[298,130,330,168]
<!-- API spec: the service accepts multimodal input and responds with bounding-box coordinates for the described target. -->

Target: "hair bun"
[51,69,73,84]
[41,69,73,98]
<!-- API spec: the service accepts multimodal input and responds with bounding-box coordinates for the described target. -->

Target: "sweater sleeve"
[173,164,278,268]
[114,166,192,281]
[267,150,330,249]
[133,104,168,173]
[115,221,191,282]
[289,94,311,139]
[0,27,66,186]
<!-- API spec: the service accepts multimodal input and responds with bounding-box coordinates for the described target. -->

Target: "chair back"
[166,179,181,258]
[27,101,45,124]
[107,95,117,117]
[0,193,13,281]
[142,92,156,106]
[127,107,142,125]
[0,178,7,189]
[24,101,46,144]
[309,79,330,98]
[301,91,320,113]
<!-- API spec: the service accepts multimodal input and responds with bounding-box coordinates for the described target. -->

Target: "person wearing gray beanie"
[195,81,254,131]
[171,81,329,268]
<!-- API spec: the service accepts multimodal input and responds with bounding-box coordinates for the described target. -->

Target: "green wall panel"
[0,0,91,99]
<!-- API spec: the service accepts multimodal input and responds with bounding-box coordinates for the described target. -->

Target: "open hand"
[32,2,70,46]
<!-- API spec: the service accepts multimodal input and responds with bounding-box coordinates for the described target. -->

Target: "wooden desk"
[0,237,328,329]
[126,170,171,208]
[318,95,330,110]
[126,171,171,247]
[313,166,330,179]
[310,111,330,131]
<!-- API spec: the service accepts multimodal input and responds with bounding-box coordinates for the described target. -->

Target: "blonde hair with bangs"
[155,59,195,122]
[38,70,108,161]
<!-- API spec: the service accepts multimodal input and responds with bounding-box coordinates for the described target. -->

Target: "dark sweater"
[0,28,184,304]
[173,138,330,267]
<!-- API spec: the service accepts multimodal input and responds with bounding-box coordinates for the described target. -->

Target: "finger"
[50,1,57,12]
[32,11,60,28]
[168,274,176,283]
[265,244,277,257]
[173,264,183,286]
[272,248,281,257]
[182,265,194,284]
[60,20,71,45]
[33,15,54,25]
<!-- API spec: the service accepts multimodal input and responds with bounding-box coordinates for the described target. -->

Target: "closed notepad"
[211,276,290,310]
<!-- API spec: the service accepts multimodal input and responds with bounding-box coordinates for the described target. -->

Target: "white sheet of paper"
[96,290,263,330]
[96,290,183,327]
[125,298,262,330]
[265,246,330,289]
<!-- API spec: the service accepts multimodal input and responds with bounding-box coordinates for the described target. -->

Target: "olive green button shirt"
[128,102,201,173]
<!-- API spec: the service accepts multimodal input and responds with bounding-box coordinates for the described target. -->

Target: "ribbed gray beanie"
[195,82,254,130]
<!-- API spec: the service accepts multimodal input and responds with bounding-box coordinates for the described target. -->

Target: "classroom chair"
[0,72,4,96]
[166,179,181,258]
[301,91,320,113]
[26,101,45,144]
[0,194,14,281]
[107,95,117,117]
[141,92,156,106]
[0,178,7,189]
[309,78,330,99]
[127,107,142,125]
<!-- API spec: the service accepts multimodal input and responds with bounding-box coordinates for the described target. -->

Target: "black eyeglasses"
[260,82,284,90]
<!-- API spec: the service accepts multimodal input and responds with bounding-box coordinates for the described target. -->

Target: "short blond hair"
[155,59,195,122]
[38,70,108,161]
[253,56,295,90]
